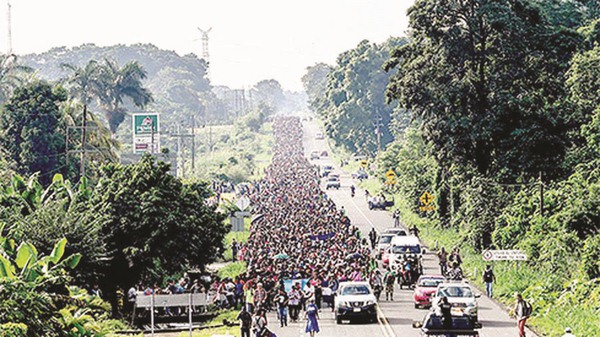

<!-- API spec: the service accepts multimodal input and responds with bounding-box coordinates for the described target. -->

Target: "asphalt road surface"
[263,119,537,337]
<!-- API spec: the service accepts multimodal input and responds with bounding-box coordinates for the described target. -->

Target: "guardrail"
[134,293,212,337]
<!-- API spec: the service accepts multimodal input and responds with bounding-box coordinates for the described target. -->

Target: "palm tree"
[61,60,101,106]
[96,58,153,133]
[61,60,103,177]
[61,99,120,164]
[0,53,33,103]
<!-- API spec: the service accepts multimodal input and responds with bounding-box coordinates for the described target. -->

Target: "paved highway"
[265,119,537,337]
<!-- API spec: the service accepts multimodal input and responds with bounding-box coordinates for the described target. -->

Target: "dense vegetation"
[311,0,599,335]
[308,38,409,155]
[0,46,242,335]
[21,43,306,154]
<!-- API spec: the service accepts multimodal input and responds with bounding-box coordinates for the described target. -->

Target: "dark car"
[412,313,482,337]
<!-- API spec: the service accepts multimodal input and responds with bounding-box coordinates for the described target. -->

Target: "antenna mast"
[197,27,212,77]
[7,0,12,56]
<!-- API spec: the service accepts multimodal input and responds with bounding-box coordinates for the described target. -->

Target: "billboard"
[132,113,160,154]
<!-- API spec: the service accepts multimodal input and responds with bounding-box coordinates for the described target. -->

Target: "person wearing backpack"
[236,306,253,337]
[513,293,532,337]
[482,265,496,298]
[383,268,396,301]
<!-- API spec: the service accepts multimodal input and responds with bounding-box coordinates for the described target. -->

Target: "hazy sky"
[4,0,413,91]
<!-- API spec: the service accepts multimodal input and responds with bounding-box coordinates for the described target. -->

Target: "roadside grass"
[222,218,251,261]
[328,131,600,336]
[177,310,240,337]
[393,198,600,336]
[217,261,248,281]
[193,123,273,183]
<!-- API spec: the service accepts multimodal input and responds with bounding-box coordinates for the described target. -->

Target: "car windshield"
[391,245,421,254]
[341,285,371,296]
[418,278,444,287]
[438,286,473,298]
[379,236,393,244]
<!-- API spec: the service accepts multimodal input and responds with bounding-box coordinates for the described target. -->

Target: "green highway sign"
[132,113,160,154]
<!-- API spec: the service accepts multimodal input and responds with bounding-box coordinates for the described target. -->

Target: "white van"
[389,236,425,270]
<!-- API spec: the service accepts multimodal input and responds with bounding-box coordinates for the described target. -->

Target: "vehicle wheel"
[336,316,342,324]
[414,303,419,309]
[370,315,378,323]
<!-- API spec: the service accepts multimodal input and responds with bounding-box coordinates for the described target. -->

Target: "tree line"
[305,0,598,335]
[0,50,229,335]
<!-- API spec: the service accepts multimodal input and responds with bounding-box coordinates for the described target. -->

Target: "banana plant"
[0,233,81,283]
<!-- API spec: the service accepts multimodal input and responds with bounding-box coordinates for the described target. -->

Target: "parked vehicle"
[326,174,341,189]
[412,312,482,337]
[352,169,368,180]
[334,282,378,324]
[321,165,333,177]
[310,151,320,160]
[368,194,394,210]
[315,132,325,140]
[430,282,481,322]
[413,275,446,308]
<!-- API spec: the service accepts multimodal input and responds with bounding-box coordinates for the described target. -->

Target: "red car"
[413,275,446,308]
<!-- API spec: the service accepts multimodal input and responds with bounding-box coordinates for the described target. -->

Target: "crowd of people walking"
[228,116,376,336]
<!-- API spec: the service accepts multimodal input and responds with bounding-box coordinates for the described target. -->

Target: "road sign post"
[482,249,528,261]
[419,191,436,212]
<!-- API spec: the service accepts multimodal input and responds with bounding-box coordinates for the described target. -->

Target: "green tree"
[61,60,121,177]
[0,54,33,104]
[95,58,153,133]
[92,155,227,289]
[386,0,583,181]
[0,81,70,186]
[250,79,285,112]
[4,174,109,286]
[318,38,407,154]
[301,63,332,112]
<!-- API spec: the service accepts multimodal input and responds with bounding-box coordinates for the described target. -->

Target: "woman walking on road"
[305,299,320,337]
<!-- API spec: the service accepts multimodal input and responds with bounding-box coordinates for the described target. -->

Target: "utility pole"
[539,171,544,217]
[151,124,155,154]
[191,117,196,174]
[7,0,13,56]
[177,123,182,177]
[80,105,87,177]
[168,124,195,177]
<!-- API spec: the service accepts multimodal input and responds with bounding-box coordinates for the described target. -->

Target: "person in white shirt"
[562,327,575,337]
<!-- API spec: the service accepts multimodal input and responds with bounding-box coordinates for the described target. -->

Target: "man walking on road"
[392,209,400,227]
[236,306,253,337]
[514,293,531,337]
[368,227,378,249]
[482,265,496,298]
[383,268,396,301]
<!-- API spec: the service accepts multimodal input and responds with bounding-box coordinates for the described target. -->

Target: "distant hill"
[20,43,210,91]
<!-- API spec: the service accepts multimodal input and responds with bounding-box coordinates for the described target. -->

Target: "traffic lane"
[267,306,393,337]
[301,120,536,337]
[325,177,536,337]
